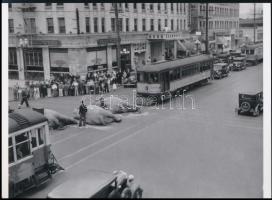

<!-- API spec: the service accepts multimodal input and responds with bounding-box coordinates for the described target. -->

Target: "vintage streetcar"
[9,109,63,197]
[136,54,213,105]
[242,43,263,66]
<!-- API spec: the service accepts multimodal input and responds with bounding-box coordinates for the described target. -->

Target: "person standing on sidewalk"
[19,87,30,108]
[73,79,79,96]
[78,100,88,127]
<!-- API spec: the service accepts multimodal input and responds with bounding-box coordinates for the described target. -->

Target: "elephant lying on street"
[73,105,122,126]
[32,108,78,130]
[95,96,141,114]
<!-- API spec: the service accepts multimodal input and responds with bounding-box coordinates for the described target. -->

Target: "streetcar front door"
[160,71,170,92]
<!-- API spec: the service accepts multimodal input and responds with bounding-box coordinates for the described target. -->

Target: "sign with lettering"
[31,40,61,46]
[97,38,118,46]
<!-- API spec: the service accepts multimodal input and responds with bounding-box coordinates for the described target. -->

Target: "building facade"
[239,18,263,43]
[8,3,190,85]
[189,3,240,52]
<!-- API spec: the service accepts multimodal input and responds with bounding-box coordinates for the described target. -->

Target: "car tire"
[132,187,143,198]
[121,187,132,198]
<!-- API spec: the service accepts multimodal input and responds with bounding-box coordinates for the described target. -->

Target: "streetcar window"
[250,49,254,55]
[176,68,181,79]
[150,73,158,83]
[137,72,144,82]
[9,137,14,164]
[31,130,37,149]
[144,73,149,82]
[37,128,44,146]
[15,132,31,160]
[169,70,174,81]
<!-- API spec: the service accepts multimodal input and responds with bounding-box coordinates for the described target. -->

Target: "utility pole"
[253,3,256,43]
[205,3,209,54]
[114,3,121,72]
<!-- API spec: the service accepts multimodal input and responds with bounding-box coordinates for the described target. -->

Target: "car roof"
[239,91,263,95]
[47,171,115,198]
[9,109,48,133]
[137,54,213,72]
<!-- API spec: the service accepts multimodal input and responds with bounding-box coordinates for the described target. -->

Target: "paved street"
[14,64,263,198]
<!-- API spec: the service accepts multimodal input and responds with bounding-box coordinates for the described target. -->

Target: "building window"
[158,19,161,31]
[86,17,90,33]
[180,20,183,30]
[164,3,167,12]
[177,3,179,13]
[142,3,145,11]
[9,47,18,79]
[125,3,128,10]
[46,18,54,33]
[177,19,179,30]
[142,19,146,31]
[171,19,174,30]
[150,19,154,31]
[126,18,129,32]
[150,3,153,12]
[118,18,123,32]
[157,3,161,11]
[134,19,138,31]
[165,19,168,28]
[45,3,52,7]
[24,18,36,34]
[9,19,14,33]
[24,48,44,80]
[93,3,97,10]
[56,3,64,8]
[133,3,137,11]
[184,19,186,30]
[100,3,104,9]
[101,18,105,33]
[184,3,186,14]
[94,17,98,33]
[84,3,89,7]
[8,3,12,9]
[171,3,174,12]
[58,17,66,33]
[111,18,115,32]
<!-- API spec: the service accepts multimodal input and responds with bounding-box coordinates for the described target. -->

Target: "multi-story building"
[8,3,190,85]
[189,3,240,52]
[239,17,263,43]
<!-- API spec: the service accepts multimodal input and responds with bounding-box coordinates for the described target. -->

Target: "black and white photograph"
[1,1,271,198]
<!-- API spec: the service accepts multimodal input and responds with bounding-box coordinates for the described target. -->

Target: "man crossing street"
[78,100,88,127]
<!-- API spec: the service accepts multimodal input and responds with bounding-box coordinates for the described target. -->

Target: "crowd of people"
[12,69,132,102]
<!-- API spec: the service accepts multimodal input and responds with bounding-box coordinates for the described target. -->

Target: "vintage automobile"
[231,61,246,71]
[47,170,143,198]
[212,63,230,79]
[236,91,263,116]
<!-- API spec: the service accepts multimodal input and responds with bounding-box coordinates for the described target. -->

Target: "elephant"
[73,105,122,126]
[32,108,78,130]
[95,96,141,114]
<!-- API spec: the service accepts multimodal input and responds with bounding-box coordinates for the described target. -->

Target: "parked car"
[47,170,143,198]
[231,61,246,71]
[212,63,230,79]
[236,91,263,116]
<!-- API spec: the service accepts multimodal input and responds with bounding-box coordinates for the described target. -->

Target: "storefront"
[86,46,108,73]
[23,48,44,81]
[49,48,70,81]
[112,44,131,72]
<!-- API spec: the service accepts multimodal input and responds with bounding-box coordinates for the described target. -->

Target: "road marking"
[59,125,135,161]
[65,116,168,170]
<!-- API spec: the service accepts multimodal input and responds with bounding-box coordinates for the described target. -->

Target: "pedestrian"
[78,100,87,127]
[59,82,64,97]
[19,87,30,108]
[112,81,117,92]
[72,79,79,96]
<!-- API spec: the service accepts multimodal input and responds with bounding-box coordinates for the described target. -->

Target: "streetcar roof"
[244,43,263,49]
[137,54,213,72]
[232,57,246,60]
[214,63,228,66]
[9,109,48,133]
[47,171,115,198]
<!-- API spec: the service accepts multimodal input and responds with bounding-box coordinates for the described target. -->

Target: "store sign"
[97,38,118,46]
[31,40,61,46]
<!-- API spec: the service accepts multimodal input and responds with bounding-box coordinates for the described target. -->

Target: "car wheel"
[132,187,143,198]
[121,187,132,198]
